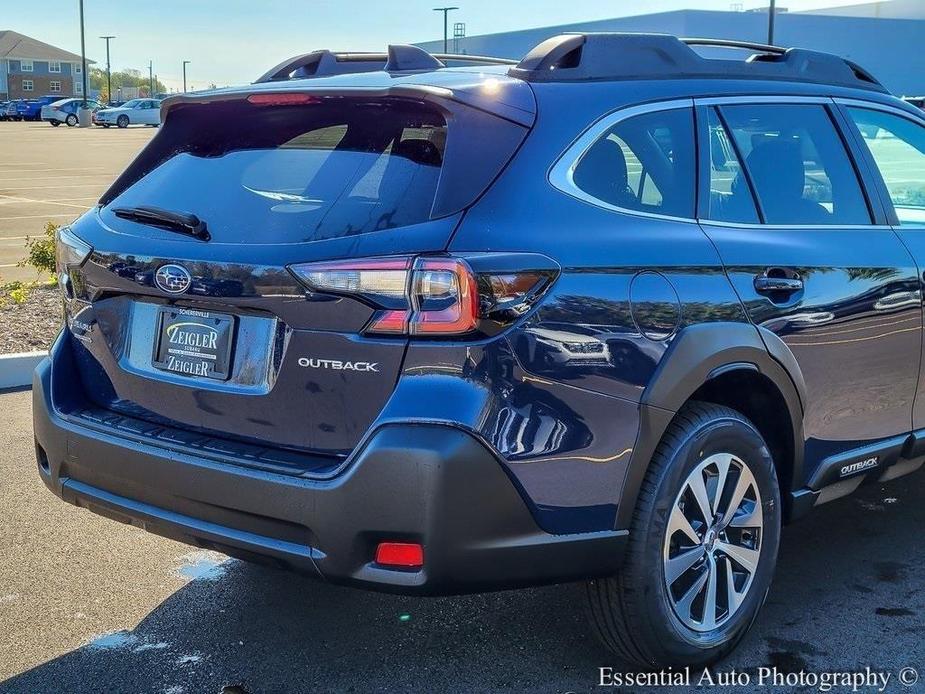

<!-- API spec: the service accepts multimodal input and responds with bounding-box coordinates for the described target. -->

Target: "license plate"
[152,307,234,380]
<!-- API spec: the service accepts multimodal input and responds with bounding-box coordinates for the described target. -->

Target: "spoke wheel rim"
[662,452,763,632]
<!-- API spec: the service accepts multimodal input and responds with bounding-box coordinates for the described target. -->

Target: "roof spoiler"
[507,33,886,92]
[255,44,517,83]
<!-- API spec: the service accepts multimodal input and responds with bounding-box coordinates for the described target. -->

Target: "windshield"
[104,97,447,244]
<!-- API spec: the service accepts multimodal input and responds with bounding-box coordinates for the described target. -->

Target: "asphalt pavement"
[0,388,923,693]
[0,121,155,284]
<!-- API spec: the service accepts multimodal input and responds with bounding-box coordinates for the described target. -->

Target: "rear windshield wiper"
[112,206,211,241]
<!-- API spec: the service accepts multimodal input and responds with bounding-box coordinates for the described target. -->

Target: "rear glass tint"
[571,107,696,219]
[105,99,447,243]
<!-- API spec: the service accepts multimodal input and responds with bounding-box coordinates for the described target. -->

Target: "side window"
[706,107,759,224]
[719,104,871,225]
[846,108,925,227]
[571,107,695,219]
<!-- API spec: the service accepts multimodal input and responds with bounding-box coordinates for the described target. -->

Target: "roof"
[0,30,93,63]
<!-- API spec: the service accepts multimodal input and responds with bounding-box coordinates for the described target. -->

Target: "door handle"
[754,273,803,295]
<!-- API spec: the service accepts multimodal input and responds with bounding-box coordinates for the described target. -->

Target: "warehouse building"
[0,30,92,100]
[416,1,925,96]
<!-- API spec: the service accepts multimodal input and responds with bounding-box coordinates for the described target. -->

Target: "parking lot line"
[0,215,76,222]
[0,183,113,191]
[0,195,91,210]
[0,175,113,183]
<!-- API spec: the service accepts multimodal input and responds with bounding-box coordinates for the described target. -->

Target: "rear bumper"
[33,334,626,594]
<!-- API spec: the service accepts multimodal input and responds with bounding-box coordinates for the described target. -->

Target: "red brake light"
[247,93,321,107]
[409,258,478,335]
[375,542,424,569]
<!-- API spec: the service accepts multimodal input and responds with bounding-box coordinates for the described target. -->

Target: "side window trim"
[828,102,894,227]
[548,98,697,224]
[695,96,889,230]
[713,105,767,224]
[833,99,925,228]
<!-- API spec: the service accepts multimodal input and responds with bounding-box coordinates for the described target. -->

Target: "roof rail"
[680,37,786,54]
[434,53,519,66]
[255,46,516,83]
[507,33,885,92]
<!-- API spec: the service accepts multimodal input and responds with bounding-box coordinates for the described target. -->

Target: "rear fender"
[616,322,806,529]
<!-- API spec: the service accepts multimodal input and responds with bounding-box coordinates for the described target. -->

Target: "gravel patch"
[0,286,63,354]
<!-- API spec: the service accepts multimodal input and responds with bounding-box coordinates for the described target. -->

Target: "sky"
[4,0,868,91]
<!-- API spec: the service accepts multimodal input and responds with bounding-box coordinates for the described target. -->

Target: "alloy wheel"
[662,453,763,632]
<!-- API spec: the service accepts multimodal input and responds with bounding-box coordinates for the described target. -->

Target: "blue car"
[6,95,59,121]
[33,35,925,667]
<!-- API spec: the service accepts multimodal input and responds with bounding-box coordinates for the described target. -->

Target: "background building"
[0,30,91,100]
[416,1,925,97]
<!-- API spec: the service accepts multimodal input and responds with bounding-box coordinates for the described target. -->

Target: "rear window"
[105,98,449,243]
[570,107,696,219]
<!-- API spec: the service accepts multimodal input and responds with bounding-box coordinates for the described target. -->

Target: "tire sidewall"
[637,414,781,665]
[65,114,77,127]
[117,115,129,128]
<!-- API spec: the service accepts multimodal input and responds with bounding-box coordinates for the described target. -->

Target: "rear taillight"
[290,254,557,338]
[55,226,92,301]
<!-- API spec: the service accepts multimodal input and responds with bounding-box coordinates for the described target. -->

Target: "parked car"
[34,37,925,668]
[0,101,9,121]
[5,99,29,121]
[7,95,61,121]
[41,98,104,127]
[93,98,162,128]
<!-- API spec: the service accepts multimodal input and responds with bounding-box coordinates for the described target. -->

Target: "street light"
[433,7,459,54]
[78,0,88,110]
[182,60,191,93]
[100,35,115,105]
[767,0,777,45]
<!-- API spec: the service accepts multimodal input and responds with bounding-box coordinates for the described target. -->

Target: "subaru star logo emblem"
[155,264,192,294]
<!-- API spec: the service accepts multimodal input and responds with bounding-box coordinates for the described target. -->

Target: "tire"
[50,120,60,127]
[586,401,781,668]
[117,115,129,128]
[65,114,78,127]
[102,124,110,128]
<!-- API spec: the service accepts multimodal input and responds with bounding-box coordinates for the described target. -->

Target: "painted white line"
[0,195,90,210]
[0,175,113,182]
[0,183,109,191]
[0,214,76,221]
[0,183,109,195]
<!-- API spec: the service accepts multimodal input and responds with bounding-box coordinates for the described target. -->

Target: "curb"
[0,351,47,390]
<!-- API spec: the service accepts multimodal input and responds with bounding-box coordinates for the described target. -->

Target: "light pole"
[767,0,777,45]
[148,60,154,97]
[100,35,115,104]
[78,0,88,109]
[432,7,459,54]
[182,60,190,93]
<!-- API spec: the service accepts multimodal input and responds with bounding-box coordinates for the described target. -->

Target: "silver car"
[93,98,162,128]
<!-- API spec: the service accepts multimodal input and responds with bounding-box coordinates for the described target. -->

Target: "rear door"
[839,101,925,431]
[140,100,158,124]
[695,97,921,470]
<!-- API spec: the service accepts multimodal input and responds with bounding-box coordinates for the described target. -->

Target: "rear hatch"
[61,74,533,468]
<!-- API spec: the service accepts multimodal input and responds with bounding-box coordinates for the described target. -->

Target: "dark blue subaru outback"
[33,34,925,667]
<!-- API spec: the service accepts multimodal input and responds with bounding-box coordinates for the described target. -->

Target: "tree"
[89,67,168,102]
